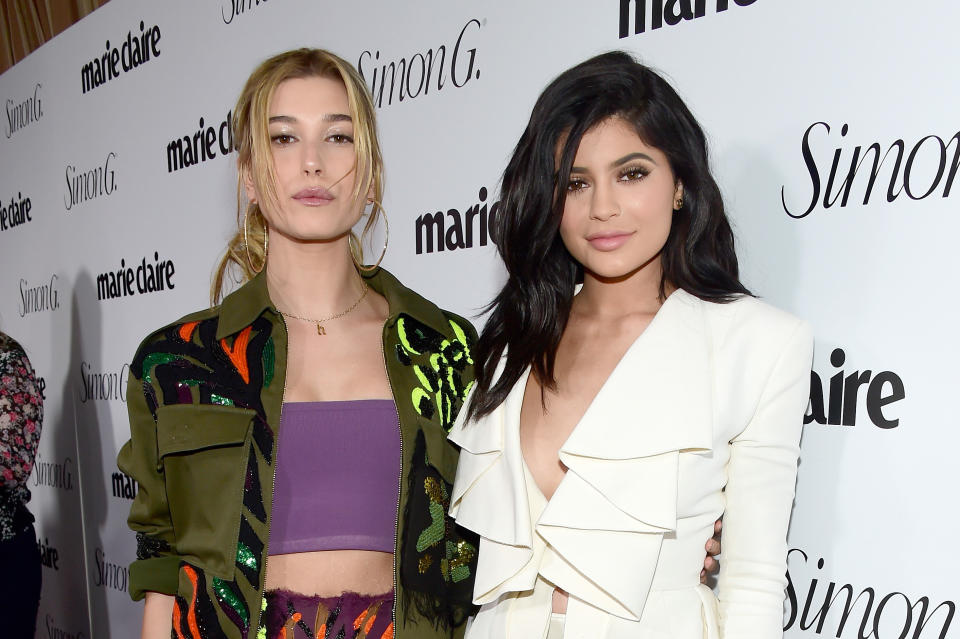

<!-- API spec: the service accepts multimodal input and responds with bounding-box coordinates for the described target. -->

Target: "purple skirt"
[263,589,394,639]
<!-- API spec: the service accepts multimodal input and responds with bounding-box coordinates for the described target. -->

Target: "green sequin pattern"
[256,597,268,639]
[212,577,250,627]
[395,315,474,431]
[236,541,258,572]
[416,476,448,552]
[141,352,179,383]
[446,539,476,583]
[261,337,275,388]
[210,393,234,406]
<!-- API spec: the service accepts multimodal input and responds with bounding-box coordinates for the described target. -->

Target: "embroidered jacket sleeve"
[117,347,180,600]
[717,320,813,637]
[0,345,43,490]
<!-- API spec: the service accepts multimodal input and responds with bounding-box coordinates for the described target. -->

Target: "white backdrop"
[0,1,956,637]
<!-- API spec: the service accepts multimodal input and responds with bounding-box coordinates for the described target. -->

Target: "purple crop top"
[268,400,400,554]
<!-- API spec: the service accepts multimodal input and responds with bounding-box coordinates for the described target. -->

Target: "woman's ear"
[240,160,257,204]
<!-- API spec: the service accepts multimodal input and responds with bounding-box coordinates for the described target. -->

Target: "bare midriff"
[265,551,394,596]
[552,587,569,614]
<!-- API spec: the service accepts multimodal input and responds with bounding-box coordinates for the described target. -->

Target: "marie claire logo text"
[64,152,117,212]
[619,0,757,38]
[782,122,960,218]
[358,18,482,109]
[38,535,59,570]
[5,83,42,138]
[415,186,499,254]
[806,347,905,429]
[81,20,161,94]
[112,470,138,500]
[19,274,60,317]
[785,548,954,638]
[96,251,175,301]
[166,110,234,173]
[2,191,33,232]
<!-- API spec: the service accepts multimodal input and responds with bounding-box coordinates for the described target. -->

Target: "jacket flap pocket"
[156,404,256,458]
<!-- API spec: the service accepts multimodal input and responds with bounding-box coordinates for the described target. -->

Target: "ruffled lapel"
[538,289,715,619]
[557,288,713,519]
[449,290,716,614]
[449,365,532,547]
[448,366,538,602]
[562,288,714,457]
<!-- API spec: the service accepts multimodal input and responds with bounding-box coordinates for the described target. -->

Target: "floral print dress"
[0,332,43,541]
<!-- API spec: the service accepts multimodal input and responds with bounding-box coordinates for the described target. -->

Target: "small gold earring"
[675,196,684,211]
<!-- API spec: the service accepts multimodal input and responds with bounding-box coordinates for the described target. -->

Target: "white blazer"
[448,290,813,639]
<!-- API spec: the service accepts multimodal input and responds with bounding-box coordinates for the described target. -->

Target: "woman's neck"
[574,259,669,320]
[264,232,367,318]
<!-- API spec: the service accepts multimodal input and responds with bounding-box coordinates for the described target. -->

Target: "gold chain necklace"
[277,283,369,335]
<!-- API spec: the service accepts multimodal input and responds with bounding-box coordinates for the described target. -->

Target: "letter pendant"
[317,324,326,336]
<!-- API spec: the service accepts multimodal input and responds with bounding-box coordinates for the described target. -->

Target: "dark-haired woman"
[448,52,812,639]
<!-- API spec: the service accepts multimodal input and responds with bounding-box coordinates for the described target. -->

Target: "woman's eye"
[328,134,354,144]
[619,166,648,181]
[567,178,587,192]
[270,134,295,145]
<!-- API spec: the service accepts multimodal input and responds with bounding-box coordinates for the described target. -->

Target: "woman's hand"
[700,518,722,584]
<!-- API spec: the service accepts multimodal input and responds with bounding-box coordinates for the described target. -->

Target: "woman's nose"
[302,144,323,175]
[590,185,620,221]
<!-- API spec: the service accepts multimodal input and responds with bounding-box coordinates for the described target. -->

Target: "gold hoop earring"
[243,208,268,273]
[351,201,389,273]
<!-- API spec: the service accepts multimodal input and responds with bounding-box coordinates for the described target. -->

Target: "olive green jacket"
[117,267,479,638]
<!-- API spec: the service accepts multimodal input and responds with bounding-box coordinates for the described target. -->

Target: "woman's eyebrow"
[570,152,657,174]
[267,113,352,124]
[609,152,656,168]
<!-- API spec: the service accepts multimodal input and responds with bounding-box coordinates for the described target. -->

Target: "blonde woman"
[119,49,479,639]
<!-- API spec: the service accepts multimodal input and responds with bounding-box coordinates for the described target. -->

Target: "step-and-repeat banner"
[1,1,955,637]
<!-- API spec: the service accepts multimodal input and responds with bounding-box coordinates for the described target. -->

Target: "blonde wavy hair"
[211,48,385,304]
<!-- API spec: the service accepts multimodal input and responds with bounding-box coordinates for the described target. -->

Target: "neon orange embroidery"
[172,602,186,639]
[179,321,199,342]
[364,610,378,635]
[382,621,394,639]
[220,326,252,383]
[279,610,302,639]
[183,565,202,639]
[354,608,368,631]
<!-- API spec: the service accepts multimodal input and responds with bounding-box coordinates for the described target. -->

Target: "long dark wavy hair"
[468,51,751,420]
